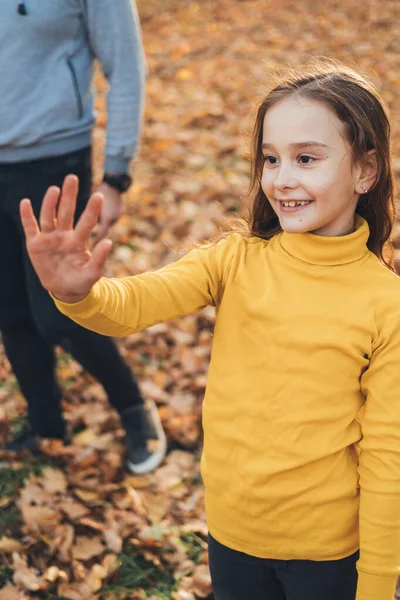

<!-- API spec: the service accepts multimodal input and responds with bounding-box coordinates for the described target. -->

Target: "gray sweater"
[0,0,146,173]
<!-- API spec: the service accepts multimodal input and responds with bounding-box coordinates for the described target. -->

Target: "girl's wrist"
[51,291,88,304]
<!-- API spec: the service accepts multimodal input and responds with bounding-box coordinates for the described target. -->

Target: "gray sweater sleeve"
[84,0,146,173]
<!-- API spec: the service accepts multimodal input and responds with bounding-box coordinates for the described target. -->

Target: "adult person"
[0,0,167,475]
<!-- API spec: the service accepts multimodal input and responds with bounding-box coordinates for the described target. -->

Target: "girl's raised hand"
[20,174,113,304]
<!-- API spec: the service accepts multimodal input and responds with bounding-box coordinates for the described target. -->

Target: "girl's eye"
[264,155,278,165]
[298,155,314,164]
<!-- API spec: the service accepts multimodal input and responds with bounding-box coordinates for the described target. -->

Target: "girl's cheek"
[261,171,273,191]
[301,171,330,192]
[260,176,269,194]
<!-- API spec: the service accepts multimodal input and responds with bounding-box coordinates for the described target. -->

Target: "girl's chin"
[279,218,313,234]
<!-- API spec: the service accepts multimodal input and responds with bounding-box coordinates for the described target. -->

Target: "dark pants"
[0,147,143,439]
[208,534,358,600]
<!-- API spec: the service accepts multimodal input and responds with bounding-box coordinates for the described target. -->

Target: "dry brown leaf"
[70,447,100,471]
[19,481,53,506]
[0,585,29,600]
[101,553,119,576]
[86,563,108,592]
[140,379,169,403]
[43,565,68,583]
[191,564,212,598]
[167,450,196,474]
[58,498,90,521]
[0,535,24,552]
[123,474,152,489]
[152,462,183,491]
[12,552,45,592]
[125,485,147,517]
[99,453,122,482]
[172,591,196,600]
[72,428,97,446]
[0,496,13,508]
[71,535,105,561]
[103,507,142,540]
[79,517,105,532]
[173,558,196,581]
[37,438,67,456]
[71,560,87,581]
[57,582,98,600]
[103,527,123,553]
[37,467,68,494]
[50,523,75,563]
[74,430,115,451]
[73,488,103,506]
[20,505,61,537]
[141,491,168,523]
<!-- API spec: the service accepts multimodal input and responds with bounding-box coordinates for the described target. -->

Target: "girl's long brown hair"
[231,60,395,267]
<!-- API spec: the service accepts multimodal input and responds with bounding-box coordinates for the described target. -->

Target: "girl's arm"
[357,312,400,600]
[52,243,226,337]
[20,174,235,337]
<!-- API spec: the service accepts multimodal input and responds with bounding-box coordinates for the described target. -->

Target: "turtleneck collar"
[278,215,370,266]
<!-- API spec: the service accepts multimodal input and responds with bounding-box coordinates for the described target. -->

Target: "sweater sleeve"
[84,0,146,172]
[52,238,236,337]
[357,312,400,600]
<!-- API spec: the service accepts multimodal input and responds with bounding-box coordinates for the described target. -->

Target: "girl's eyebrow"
[262,141,329,150]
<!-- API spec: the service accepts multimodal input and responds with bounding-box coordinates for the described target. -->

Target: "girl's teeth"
[282,201,310,207]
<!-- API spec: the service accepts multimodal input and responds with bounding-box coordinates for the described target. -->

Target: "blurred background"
[1,1,400,598]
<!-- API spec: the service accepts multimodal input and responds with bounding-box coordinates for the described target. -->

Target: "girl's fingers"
[90,238,113,274]
[57,174,79,230]
[91,219,109,246]
[20,199,40,240]
[39,186,60,233]
[74,192,103,243]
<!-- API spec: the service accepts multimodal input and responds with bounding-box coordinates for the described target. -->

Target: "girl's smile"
[278,199,314,211]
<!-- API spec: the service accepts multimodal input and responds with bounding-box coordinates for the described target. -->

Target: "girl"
[20,61,400,600]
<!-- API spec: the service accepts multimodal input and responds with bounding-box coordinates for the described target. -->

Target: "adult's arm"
[84,0,146,173]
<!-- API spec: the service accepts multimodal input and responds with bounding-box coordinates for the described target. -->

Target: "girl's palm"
[20,175,112,303]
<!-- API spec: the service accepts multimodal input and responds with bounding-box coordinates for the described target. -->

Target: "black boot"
[121,400,167,474]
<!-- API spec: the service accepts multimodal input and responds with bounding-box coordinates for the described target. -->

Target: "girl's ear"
[356,149,378,195]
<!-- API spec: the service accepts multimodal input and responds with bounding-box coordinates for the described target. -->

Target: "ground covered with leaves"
[1,0,400,598]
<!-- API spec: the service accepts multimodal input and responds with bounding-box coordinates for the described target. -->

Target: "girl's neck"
[278,215,369,266]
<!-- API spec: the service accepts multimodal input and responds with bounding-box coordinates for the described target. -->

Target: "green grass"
[180,532,206,565]
[0,456,58,499]
[0,503,22,538]
[0,564,13,588]
[100,550,176,599]
[9,414,29,437]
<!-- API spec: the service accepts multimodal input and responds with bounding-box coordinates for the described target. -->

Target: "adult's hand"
[20,174,113,304]
[92,181,123,245]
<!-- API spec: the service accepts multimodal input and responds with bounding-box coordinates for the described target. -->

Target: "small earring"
[361,184,368,194]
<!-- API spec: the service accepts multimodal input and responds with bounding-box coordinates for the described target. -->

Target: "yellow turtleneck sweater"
[54,216,400,600]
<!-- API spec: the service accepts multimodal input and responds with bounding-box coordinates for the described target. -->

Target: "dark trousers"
[208,534,358,600]
[0,147,143,439]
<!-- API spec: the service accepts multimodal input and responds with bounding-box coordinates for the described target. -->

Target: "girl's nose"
[274,164,297,191]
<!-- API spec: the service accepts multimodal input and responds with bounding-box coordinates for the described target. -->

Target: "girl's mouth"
[279,200,313,212]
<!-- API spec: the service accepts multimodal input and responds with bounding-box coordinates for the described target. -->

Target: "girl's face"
[261,96,362,236]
